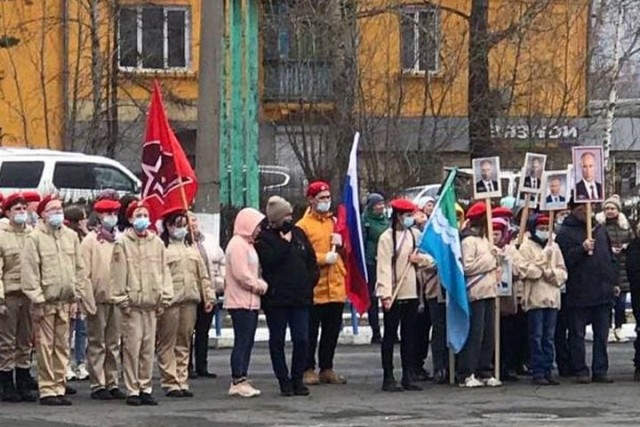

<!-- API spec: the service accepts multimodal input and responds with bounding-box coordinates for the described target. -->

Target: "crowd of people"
[0,182,637,407]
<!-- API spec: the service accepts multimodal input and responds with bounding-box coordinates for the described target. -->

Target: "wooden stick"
[586,202,593,256]
[548,210,555,247]
[179,179,208,301]
[517,198,531,246]
[448,347,455,386]
[485,199,500,382]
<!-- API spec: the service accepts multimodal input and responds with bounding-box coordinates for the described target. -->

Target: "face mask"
[403,216,415,229]
[280,220,294,233]
[172,227,188,240]
[47,213,64,229]
[13,213,27,225]
[316,201,331,213]
[102,215,117,230]
[535,230,549,241]
[133,217,150,233]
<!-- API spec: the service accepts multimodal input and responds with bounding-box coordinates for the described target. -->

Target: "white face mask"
[535,230,549,241]
[316,201,331,213]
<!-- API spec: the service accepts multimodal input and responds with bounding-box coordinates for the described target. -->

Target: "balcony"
[263,59,333,103]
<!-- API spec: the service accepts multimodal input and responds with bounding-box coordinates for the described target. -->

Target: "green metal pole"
[244,0,260,208]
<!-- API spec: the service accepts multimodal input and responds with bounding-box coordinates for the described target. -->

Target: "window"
[53,163,94,189]
[93,165,136,193]
[401,7,440,73]
[0,161,44,188]
[118,6,190,70]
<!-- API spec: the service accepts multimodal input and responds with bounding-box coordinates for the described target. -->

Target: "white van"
[0,148,141,202]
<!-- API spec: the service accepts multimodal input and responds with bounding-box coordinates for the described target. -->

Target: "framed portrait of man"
[472,156,502,199]
[497,257,513,297]
[519,152,547,194]
[572,147,604,203]
[540,170,569,211]
[516,189,539,209]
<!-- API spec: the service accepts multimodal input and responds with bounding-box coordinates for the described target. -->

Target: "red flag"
[141,81,198,221]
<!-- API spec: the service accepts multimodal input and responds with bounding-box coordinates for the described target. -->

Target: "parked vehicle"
[0,148,141,202]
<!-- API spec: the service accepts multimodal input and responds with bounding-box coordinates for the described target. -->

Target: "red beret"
[306,181,330,198]
[492,206,513,219]
[23,191,41,203]
[94,199,121,213]
[492,217,508,231]
[390,198,417,213]
[126,200,150,219]
[466,202,487,221]
[536,215,550,226]
[3,193,26,211]
[37,195,60,216]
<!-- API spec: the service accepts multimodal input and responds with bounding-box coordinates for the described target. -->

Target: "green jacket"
[362,210,389,266]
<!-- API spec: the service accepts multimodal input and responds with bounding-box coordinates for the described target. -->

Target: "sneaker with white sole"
[75,363,90,381]
[228,380,260,398]
[66,366,77,381]
[459,374,484,388]
[607,328,616,343]
[484,377,503,387]
[614,328,629,343]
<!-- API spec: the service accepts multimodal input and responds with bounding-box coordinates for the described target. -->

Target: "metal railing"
[263,58,334,102]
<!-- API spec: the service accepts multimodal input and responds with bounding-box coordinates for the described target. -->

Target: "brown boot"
[303,370,320,386]
[319,369,347,385]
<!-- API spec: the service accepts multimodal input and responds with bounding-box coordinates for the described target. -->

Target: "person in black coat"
[625,225,640,380]
[256,196,319,397]
[555,199,617,383]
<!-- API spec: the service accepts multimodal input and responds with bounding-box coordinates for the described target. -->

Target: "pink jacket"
[223,208,268,310]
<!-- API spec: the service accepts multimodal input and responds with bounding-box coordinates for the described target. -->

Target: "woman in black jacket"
[256,196,319,397]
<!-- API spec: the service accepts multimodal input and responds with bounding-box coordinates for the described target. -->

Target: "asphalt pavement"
[1,342,640,427]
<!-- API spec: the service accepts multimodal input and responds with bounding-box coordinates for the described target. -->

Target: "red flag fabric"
[141,81,198,221]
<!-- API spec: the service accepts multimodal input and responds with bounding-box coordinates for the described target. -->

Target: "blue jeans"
[229,309,259,381]
[265,307,309,384]
[70,317,87,365]
[528,308,557,379]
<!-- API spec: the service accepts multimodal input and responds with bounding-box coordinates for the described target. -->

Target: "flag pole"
[485,199,500,382]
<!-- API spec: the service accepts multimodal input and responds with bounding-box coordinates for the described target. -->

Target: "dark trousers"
[501,308,528,373]
[414,299,432,372]
[457,298,495,380]
[613,292,627,329]
[568,304,610,378]
[307,302,344,371]
[229,309,259,380]
[381,299,418,379]
[427,298,448,372]
[528,308,558,379]
[555,294,572,375]
[190,302,215,374]
[632,288,640,368]
[366,264,381,338]
[265,307,309,384]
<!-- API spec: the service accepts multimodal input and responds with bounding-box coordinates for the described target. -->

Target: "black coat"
[555,214,617,308]
[626,238,640,294]
[255,226,319,309]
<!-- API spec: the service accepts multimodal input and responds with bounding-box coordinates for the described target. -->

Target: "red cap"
[306,181,330,198]
[390,198,418,213]
[466,202,487,221]
[536,215,550,226]
[37,194,60,216]
[492,217,508,231]
[23,191,41,203]
[492,206,513,219]
[3,192,26,212]
[161,206,187,220]
[126,200,150,219]
[94,199,121,213]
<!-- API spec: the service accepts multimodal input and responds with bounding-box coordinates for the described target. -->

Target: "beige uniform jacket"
[81,231,117,305]
[21,223,93,313]
[376,228,433,301]
[0,224,31,303]
[110,229,173,310]
[165,241,215,305]
[519,237,568,311]
[461,233,498,302]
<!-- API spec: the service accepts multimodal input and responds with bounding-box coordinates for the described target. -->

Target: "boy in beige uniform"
[110,200,173,406]
[0,193,38,403]
[21,195,94,406]
[81,195,126,400]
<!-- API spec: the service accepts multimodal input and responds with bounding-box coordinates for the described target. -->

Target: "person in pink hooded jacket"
[224,208,268,398]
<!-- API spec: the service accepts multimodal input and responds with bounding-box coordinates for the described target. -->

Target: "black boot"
[401,374,423,391]
[15,368,37,402]
[382,374,403,392]
[0,370,21,402]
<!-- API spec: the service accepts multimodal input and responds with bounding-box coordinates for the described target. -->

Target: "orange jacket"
[296,209,346,305]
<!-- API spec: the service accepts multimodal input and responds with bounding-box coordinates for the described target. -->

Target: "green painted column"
[219,0,260,208]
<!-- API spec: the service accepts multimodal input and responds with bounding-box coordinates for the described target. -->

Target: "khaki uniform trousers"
[122,308,157,396]
[36,303,71,398]
[0,293,33,371]
[87,303,122,391]
[157,303,197,392]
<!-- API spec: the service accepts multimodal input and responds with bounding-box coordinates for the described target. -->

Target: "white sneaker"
[76,363,90,381]
[459,374,484,388]
[607,329,616,343]
[66,365,77,381]
[484,377,503,387]
[614,328,629,343]
[228,381,260,398]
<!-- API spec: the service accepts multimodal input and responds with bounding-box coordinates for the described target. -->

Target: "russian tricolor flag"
[336,133,370,314]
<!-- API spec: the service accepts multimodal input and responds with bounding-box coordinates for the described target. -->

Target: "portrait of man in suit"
[475,159,499,194]
[574,150,603,201]
[540,170,569,211]
[546,176,566,203]
[524,157,543,190]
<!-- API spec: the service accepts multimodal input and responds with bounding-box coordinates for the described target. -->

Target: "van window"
[0,161,44,188]
[92,165,136,192]
[53,163,94,189]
